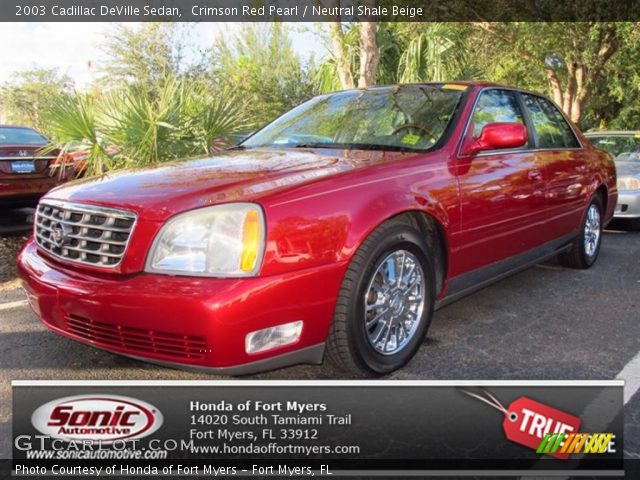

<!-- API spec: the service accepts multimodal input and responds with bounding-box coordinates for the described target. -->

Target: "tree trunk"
[570,64,586,124]
[357,22,379,88]
[544,67,563,107]
[473,22,620,126]
[328,21,355,89]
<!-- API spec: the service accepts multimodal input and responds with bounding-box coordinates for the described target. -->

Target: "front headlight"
[617,176,640,191]
[146,203,265,277]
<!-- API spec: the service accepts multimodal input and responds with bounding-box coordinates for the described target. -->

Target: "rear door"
[520,93,588,240]
[455,88,548,274]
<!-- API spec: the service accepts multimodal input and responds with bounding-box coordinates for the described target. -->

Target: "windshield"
[0,127,48,146]
[243,85,465,152]
[588,134,640,162]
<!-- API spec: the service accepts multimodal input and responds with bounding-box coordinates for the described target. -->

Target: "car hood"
[616,161,640,177]
[45,148,394,221]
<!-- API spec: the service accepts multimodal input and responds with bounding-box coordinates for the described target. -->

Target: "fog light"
[245,321,303,354]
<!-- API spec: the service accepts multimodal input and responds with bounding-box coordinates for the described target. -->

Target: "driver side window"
[472,90,525,139]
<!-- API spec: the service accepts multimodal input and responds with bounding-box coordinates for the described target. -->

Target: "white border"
[12,380,624,387]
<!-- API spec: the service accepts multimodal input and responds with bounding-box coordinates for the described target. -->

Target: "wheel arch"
[351,208,450,297]
[394,210,448,296]
[595,183,608,214]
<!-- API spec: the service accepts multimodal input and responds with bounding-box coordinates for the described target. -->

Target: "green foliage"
[316,23,479,93]
[209,24,317,127]
[42,92,116,177]
[43,80,251,177]
[396,23,472,83]
[580,24,640,130]
[99,23,191,90]
[0,68,74,133]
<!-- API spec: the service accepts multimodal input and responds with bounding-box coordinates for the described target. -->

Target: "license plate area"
[10,160,36,173]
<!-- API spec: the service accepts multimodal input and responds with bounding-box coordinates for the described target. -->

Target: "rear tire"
[558,195,603,269]
[327,219,436,376]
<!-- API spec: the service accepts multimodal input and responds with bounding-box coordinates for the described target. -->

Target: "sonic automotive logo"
[31,395,163,443]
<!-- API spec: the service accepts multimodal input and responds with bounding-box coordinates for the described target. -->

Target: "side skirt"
[435,234,575,310]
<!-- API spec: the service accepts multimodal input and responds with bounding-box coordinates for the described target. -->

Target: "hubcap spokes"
[364,250,426,355]
[584,205,601,257]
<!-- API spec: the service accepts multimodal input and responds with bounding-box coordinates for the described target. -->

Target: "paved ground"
[1,207,639,474]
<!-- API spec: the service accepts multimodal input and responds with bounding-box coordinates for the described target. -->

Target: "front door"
[453,88,548,276]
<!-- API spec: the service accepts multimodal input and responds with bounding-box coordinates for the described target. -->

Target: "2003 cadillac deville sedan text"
[18,82,617,376]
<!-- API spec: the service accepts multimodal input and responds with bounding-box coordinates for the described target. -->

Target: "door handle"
[528,170,543,181]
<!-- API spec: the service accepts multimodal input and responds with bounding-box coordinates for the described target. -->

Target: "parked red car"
[0,125,74,207]
[18,83,617,375]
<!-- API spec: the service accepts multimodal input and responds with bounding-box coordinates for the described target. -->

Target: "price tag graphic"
[464,390,581,460]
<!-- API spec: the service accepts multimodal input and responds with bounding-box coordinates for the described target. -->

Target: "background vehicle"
[18,83,616,376]
[0,125,75,207]
[585,131,640,229]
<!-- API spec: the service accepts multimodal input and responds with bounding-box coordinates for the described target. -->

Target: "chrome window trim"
[35,199,138,269]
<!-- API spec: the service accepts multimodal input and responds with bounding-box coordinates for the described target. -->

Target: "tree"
[317,23,477,92]
[0,68,74,132]
[357,21,380,88]
[327,21,355,89]
[99,23,195,91]
[209,23,316,126]
[43,79,251,177]
[325,18,380,89]
[395,23,479,83]
[474,22,625,124]
[580,24,640,130]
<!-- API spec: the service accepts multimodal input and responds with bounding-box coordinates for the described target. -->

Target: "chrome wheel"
[364,250,426,355]
[584,204,601,257]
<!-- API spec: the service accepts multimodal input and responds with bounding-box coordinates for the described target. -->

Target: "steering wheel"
[391,124,433,137]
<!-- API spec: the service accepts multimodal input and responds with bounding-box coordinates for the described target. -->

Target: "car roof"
[325,81,549,99]
[347,81,500,91]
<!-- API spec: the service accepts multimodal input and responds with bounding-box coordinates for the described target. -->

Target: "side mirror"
[460,122,528,156]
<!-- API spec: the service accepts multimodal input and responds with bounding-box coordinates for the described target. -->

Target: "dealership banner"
[9,380,624,477]
[2,0,640,22]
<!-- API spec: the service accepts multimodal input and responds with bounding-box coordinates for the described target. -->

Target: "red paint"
[17,83,617,371]
[460,122,528,156]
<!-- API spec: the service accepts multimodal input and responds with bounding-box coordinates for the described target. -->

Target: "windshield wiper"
[287,143,336,149]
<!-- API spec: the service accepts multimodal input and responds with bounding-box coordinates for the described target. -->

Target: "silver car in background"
[586,131,640,229]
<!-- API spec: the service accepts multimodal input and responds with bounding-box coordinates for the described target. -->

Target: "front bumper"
[17,240,348,374]
[614,191,640,219]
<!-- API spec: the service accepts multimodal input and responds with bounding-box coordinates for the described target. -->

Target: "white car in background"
[586,131,640,229]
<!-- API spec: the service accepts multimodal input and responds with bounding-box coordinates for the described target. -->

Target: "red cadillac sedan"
[17,82,616,376]
[0,125,74,207]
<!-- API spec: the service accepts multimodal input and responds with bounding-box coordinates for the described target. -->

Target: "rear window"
[0,127,48,145]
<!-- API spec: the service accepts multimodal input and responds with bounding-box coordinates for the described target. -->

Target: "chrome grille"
[35,201,136,268]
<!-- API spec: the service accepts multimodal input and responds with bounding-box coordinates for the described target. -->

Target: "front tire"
[327,219,436,376]
[559,195,603,269]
